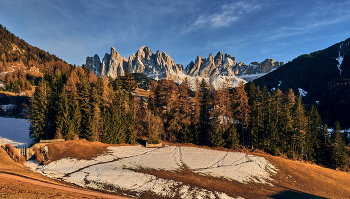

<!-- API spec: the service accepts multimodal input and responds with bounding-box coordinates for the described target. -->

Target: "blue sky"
[1,0,350,67]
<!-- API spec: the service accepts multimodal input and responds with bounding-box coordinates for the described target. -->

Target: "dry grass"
[135,88,150,98]
[4,144,26,164]
[2,139,350,198]
[0,145,115,198]
[264,154,350,199]
[0,90,19,96]
[43,140,350,198]
[34,148,44,164]
[0,176,98,199]
[45,139,111,163]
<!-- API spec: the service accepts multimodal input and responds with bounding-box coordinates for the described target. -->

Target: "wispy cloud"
[268,0,350,41]
[182,1,262,34]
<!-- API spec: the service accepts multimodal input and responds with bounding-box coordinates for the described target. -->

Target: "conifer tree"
[258,86,270,148]
[144,109,163,144]
[319,124,331,165]
[292,96,307,160]
[102,100,125,144]
[271,89,284,152]
[232,82,250,145]
[250,99,260,148]
[306,105,322,162]
[198,79,212,145]
[280,88,295,156]
[225,124,240,149]
[330,121,347,169]
[30,79,51,142]
[92,103,102,142]
[174,79,192,143]
[66,93,81,140]
[55,89,69,139]
[78,72,94,141]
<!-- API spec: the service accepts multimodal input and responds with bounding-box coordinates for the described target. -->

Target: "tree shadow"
[137,139,147,147]
[270,188,328,199]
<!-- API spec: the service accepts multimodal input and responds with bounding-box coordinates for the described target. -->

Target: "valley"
[1,10,350,199]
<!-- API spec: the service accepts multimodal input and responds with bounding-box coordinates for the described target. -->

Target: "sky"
[1,0,350,67]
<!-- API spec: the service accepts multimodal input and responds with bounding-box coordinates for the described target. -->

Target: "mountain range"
[1,22,349,128]
[85,46,284,89]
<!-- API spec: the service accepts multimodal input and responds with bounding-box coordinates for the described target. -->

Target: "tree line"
[30,69,348,169]
[30,66,137,144]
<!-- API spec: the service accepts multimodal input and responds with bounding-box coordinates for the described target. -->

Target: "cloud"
[183,1,262,33]
[268,0,350,41]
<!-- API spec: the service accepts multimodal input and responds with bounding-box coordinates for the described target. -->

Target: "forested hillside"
[0,24,74,117]
[254,38,350,128]
[30,70,348,170]
[0,24,72,74]
[1,24,347,170]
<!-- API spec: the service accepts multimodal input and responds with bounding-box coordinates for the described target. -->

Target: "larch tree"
[232,82,250,145]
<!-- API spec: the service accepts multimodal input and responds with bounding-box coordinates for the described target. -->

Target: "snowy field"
[0,116,33,147]
[26,145,277,199]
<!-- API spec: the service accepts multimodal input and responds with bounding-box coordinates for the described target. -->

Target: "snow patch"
[27,145,276,198]
[336,52,343,75]
[169,71,246,90]
[0,116,33,147]
[298,88,307,97]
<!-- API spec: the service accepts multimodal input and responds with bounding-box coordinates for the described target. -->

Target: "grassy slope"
[0,146,99,198]
[2,140,350,198]
[44,140,350,198]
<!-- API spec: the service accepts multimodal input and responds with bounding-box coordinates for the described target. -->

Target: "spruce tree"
[198,79,212,145]
[67,93,81,140]
[307,105,322,162]
[226,124,240,149]
[330,121,347,169]
[292,96,307,160]
[102,101,125,144]
[78,73,94,141]
[30,79,51,142]
[319,124,331,166]
[281,88,295,157]
[55,89,69,139]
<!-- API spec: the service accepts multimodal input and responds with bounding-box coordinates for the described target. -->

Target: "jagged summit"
[85,46,284,89]
[184,52,284,81]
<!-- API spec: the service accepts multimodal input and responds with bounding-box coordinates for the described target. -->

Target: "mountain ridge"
[254,37,350,128]
[85,46,284,89]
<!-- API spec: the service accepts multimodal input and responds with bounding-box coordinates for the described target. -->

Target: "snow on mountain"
[298,88,308,97]
[85,46,284,89]
[335,40,350,75]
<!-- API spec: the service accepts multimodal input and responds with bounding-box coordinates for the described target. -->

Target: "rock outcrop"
[86,46,183,81]
[185,53,284,81]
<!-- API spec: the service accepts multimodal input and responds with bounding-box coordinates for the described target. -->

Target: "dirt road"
[0,172,129,199]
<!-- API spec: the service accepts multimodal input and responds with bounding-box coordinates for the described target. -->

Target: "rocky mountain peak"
[85,47,284,89]
[136,46,153,61]
[214,51,223,66]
